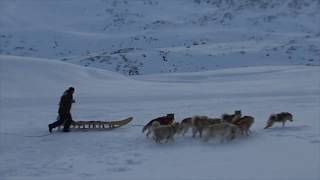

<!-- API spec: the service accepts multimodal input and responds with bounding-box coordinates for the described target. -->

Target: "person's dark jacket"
[58,91,74,115]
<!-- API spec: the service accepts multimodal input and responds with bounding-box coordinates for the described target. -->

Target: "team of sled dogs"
[143,111,293,144]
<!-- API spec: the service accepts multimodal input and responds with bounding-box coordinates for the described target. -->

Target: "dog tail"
[142,120,155,133]
[142,124,148,133]
[142,123,149,133]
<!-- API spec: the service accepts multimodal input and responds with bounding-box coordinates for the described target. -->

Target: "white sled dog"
[264,112,293,129]
[181,116,222,138]
[152,122,182,143]
[202,123,239,143]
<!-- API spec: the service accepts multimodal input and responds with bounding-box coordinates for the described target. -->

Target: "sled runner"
[57,117,133,131]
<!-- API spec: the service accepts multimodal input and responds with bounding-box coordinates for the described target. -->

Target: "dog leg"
[222,131,228,143]
[199,128,203,138]
[170,136,175,143]
[146,129,151,138]
[220,136,224,143]
[165,137,170,143]
[202,130,210,142]
[203,136,210,142]
[156,137,161,144]
[167,134,175,143]
[226,134,233,142]
[192,127,197,138]
[245,128,250,136]
[182,127,189,136]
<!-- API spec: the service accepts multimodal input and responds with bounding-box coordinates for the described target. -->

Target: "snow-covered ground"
[1,55,319,180]
[1,0,320,75]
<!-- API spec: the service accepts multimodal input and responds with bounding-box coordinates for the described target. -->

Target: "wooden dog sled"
[57,117,133,131]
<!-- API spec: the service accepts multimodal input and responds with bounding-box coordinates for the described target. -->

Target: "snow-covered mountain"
[1,0,320,75]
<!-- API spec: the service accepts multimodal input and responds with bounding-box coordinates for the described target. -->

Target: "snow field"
[1,56,319,179]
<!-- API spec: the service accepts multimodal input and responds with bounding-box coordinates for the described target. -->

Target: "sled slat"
[57,117,133,131]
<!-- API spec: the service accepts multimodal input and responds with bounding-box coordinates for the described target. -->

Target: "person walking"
[48,87,76,133]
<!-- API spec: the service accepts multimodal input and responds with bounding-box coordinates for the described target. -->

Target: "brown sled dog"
[181,116,221,138]
[232,116,254,136]
[202,122,239,143]
[142,113,175,138]
[222,110,242,123]
[264,112,293,129]
[180,117,193,136]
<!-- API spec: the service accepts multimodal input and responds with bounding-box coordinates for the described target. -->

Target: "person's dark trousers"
[62,113,73,131]
[49,113,72,130]
[50,116,64,128]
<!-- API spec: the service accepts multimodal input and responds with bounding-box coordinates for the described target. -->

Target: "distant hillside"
[1,0,319,75]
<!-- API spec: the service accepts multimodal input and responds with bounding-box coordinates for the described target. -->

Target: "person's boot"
[48,124,53,133]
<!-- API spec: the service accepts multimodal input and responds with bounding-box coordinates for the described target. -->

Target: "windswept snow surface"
[0,56,320,180]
